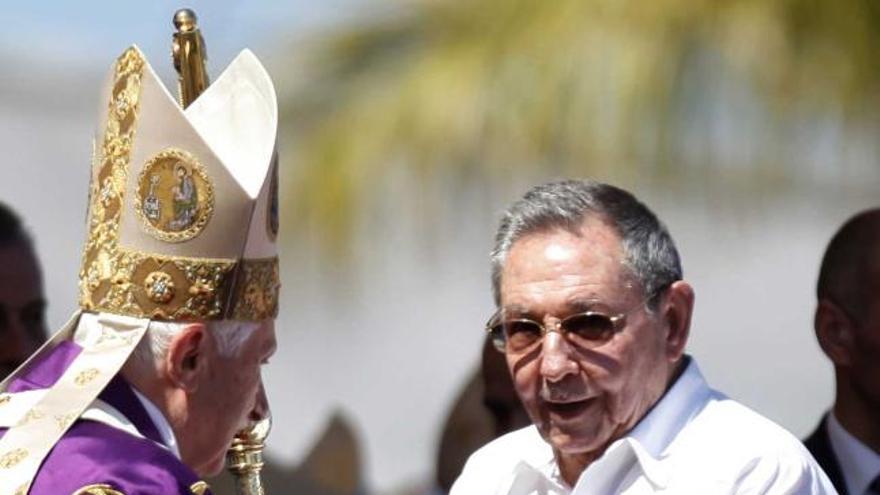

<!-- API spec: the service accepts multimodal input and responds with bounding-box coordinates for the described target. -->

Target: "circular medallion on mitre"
[135,148,214,243]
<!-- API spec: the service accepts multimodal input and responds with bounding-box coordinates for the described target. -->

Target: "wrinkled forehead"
[500,218,631,301]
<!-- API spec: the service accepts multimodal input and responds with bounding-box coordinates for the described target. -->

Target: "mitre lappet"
[0,42,279,492]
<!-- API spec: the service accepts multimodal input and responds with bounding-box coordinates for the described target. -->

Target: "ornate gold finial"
[72,484,124,495]
[173,8,197,32]
[226,416,271,495]
[172,8,209,108]
[190,480,210,494]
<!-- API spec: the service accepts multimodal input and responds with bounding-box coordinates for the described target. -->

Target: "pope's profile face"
[498,217,672,459]
[185,319,276,476]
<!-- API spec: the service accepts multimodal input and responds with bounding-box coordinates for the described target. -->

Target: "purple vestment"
[0,341,212,494]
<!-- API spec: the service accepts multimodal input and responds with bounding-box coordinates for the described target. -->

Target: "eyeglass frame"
[485,285,671,354]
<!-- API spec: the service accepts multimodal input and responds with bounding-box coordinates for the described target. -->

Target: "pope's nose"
[249,381,270,423]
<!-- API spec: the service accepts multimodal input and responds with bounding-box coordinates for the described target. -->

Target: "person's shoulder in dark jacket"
[804,415,847,495]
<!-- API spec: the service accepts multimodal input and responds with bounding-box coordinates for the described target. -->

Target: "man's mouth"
[544,398,594,419]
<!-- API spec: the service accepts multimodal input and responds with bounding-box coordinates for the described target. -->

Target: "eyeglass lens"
[490,312,617,353]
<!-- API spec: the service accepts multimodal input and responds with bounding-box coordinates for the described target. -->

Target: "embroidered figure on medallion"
[134,148,214,243]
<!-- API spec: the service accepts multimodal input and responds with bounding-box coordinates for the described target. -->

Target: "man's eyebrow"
[565,299,606,313]
[500,304,532,317]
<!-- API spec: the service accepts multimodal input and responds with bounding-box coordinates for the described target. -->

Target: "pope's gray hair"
[127,320,256,373]
[490,179,682,308]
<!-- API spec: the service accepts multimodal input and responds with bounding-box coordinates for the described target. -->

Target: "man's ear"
[164,323,210,392]
[815,299,854,367]
[662,280,695,361]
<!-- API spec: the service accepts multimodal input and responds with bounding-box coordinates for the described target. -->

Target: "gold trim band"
[82,253,278,321]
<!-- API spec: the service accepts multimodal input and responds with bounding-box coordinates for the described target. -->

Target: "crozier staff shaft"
[172,8,210,108]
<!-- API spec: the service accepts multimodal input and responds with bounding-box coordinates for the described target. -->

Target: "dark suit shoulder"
[803,416,847,495]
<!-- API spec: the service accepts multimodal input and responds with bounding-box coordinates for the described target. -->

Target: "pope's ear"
[661,280,694,361]
[815,299,854,367]
[164,322,209,392]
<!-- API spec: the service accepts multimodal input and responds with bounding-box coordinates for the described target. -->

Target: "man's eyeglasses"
[485,288,667,354]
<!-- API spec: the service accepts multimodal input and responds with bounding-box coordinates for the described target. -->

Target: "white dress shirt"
[452,358,837,494]
[826,411,880,495]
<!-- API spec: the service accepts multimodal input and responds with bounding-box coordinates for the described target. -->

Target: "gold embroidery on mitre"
[87,251,236,321]
[134,148,214,243]
[0,448,28,468]
[231,257,280,320]
[14,482,29,495]
[72,484,125,495]
[190,480,210,494]
[78,46,145,314]
[0,394,10,406]
[144,271,176,303]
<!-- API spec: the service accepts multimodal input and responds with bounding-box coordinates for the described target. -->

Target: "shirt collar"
[533,357,712,491]
[513,426,568,489]
[827,410,880,495]
[629,356,711,459]
[607,356,711,489]
[132,387,181,459]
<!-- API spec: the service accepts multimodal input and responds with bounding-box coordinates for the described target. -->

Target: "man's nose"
[249,381,270,423]
[539,329,578,382]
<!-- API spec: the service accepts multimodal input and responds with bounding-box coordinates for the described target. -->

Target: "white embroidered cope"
[0,312,150,494]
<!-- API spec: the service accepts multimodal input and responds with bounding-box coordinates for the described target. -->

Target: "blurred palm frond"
[278,0,880,245]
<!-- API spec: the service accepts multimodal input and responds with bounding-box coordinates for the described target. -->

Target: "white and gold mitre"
[0,44,280,492]
[79,45,280,322]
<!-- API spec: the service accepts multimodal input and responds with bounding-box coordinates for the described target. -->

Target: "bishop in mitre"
[0,15,280,495]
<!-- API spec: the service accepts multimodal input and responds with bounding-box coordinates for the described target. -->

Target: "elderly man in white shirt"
[452,180,836,495]
[805,208,880,495]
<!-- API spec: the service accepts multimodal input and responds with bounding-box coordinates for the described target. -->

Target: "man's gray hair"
[127,319,257,373]
[490,179,682,307]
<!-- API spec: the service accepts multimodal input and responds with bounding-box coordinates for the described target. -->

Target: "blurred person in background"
[433,336,530,494]
[480,333,531,439]
[452,179,835,494]
[806,209,880,495]
[0,201,47,379]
